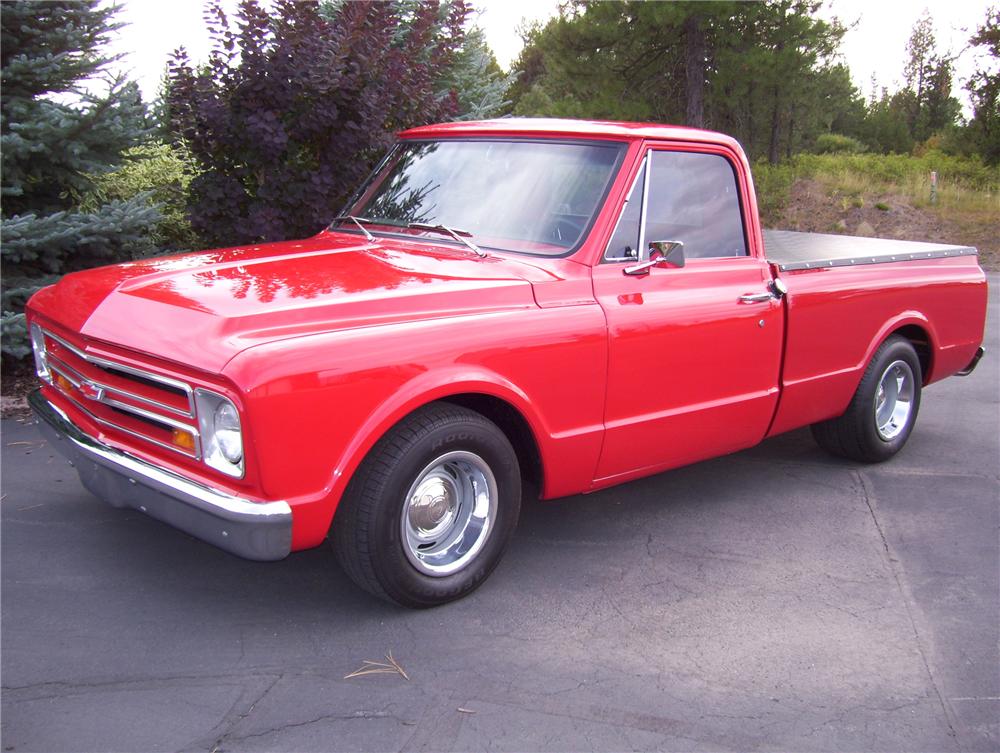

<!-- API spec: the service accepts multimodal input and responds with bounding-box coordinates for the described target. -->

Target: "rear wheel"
[333,403,521,607]
[811,335,922,463]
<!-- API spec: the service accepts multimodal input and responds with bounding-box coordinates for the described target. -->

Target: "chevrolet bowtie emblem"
[78,380,104,401]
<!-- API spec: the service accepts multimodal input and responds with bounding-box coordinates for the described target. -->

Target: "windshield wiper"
[407,222,487,258]
[330,215,375,242]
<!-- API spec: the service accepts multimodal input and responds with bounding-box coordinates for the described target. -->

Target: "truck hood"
[30,232,545,374]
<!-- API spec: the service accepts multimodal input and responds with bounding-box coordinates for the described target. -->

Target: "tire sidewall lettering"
[431,432,474,451]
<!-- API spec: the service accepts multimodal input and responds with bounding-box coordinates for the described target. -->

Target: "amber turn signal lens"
[55,374,73,393]
[172,428,196,451]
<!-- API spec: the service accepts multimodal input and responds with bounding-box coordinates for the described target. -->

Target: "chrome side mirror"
[649,240,685,268]
[624,240,685,276]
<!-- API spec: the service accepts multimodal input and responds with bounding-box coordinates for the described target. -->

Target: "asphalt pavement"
[2,276,998,752]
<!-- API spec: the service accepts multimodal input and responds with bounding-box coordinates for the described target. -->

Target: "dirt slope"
[772,179,999,271]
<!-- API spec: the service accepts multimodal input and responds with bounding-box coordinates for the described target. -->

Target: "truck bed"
[763,229,977,272]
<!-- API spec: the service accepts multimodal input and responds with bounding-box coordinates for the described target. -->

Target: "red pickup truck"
[27,119,987,607]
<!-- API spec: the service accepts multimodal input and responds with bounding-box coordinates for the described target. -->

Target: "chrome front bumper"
[30,390,292,561]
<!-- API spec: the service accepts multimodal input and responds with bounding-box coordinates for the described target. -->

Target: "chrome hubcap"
[874,359,915,441]
[401,451,496,576]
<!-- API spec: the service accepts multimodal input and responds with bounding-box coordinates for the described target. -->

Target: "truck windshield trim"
[339,138,628,259]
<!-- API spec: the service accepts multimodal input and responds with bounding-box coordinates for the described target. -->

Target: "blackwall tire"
[333,403,521,608]
[811,335,922,463]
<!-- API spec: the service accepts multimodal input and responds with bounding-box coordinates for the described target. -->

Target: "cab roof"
[399,118,743,152]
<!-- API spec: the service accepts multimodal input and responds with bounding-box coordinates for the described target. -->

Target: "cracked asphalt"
[2,275,997,753]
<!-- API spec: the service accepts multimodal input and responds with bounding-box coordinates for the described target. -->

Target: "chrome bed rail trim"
[762,229,978,272]
[772,246,978,272]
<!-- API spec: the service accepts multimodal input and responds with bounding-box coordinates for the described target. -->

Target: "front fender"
[322,368,548,526]
[224,305,608,550]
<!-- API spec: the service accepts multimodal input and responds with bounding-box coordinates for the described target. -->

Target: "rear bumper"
[956,346,985,377]
[30,390,292,561]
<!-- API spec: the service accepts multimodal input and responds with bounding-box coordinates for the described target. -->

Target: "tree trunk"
[684,13,705,128]
[768,89,781,164]
[767,20,786,166]
[786,103,795,159]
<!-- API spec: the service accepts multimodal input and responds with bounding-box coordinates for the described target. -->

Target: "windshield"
[345,140,625,256]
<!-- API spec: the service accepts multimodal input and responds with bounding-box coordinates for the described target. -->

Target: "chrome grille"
[38,327,201,459]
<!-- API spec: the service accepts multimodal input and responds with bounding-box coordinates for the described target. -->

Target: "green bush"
[788,151,999,192]
[751,160,797,226]
[814,133,867,154]
[1,143,199,363]
[77,142,202,252]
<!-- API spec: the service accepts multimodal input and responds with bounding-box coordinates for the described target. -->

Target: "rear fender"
[860,311,939,384]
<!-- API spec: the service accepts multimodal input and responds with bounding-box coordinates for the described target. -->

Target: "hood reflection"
[120,237,528,316]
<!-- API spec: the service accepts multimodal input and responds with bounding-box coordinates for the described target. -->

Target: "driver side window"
[604,150,748,262]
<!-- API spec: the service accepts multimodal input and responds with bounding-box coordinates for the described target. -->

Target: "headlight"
[195,389,244,477]
[213,401,243,464]
[30,323,50,382]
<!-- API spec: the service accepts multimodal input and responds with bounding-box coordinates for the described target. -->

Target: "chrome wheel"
[401,451,497,576]
[874,359,915,441]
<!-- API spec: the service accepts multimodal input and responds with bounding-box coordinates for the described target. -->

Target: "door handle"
[739,292,773,304]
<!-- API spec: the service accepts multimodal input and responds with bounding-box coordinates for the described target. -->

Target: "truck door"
[592,145,784,483]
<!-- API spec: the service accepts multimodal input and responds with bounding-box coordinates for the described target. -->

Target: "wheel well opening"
[441,394,543,495]
[892,325,932,383]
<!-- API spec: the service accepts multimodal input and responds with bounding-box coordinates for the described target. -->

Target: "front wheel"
[811,335,922,463]
[333,403,521,607]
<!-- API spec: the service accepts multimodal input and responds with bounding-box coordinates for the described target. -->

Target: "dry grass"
[344,651,410,681]
[814,167,999,218]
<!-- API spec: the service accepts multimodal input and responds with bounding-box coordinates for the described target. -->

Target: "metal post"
[930,171,938,205]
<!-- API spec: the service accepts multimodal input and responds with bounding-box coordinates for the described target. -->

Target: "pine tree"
[447,26,516,121]
[967,7,1000,164]
[507,0,849,161]
[902,12,961,142]
[904,11,936,115]
[1,0,159,360]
